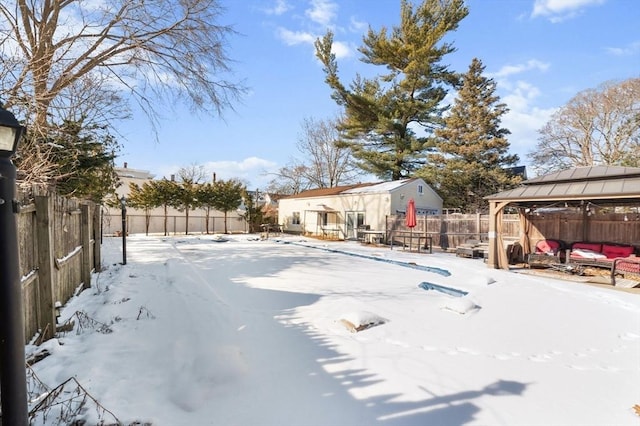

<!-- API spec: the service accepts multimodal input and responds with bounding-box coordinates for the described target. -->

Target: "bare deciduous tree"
[1,0,243,128]
[267,117,361,194]
[0,0,244,184]
[529,78,640,174]
[266,163,311,196]
[297,117,360,188]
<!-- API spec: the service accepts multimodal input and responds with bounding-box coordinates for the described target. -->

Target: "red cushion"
[535,240,560,254]
[602,244,635,259]
[571,242,602,253]
[615,258,640,274]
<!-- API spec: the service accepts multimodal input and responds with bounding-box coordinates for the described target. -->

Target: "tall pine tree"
[422,58,520,213]
[315,0,468,180]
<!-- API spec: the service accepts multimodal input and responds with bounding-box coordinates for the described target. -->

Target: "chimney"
[170,174,175,181]
[212,172,216,183]
[124,162,128,168]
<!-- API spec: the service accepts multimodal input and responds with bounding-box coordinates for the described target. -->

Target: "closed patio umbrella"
[406,198,417,249]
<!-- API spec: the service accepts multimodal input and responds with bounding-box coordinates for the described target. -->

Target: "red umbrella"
[406,198,417,228]
[406,198,417,250]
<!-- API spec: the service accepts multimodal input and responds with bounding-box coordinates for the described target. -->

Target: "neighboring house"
[239,190,284,223]
[260,192,285,222]
[114,162,155,199]
[278,178,442,239]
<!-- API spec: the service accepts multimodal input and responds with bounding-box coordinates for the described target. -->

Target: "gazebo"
[485,166,640,269]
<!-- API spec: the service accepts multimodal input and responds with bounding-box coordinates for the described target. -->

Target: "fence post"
[93,204,101,271]
[35,195,57,341]
[80,203,91,289]
[93,204,101,270]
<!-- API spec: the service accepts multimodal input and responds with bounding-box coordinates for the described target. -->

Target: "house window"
[417,185,424,195]
[292,212,301,225]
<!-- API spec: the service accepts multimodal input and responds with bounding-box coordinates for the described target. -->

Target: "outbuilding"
[278,178,442,240]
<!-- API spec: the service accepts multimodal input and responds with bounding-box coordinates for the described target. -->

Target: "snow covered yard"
[28,234,640,425]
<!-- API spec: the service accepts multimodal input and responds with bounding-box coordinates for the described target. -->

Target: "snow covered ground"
[28,234,640,425]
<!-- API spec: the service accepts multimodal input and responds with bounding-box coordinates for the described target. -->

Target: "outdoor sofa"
[568,241,640,284]
[527,240,640,286]
[568,241,636,266]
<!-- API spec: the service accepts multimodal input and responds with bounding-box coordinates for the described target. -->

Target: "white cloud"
[605,40,640,56]
[531,0,606,22]
[484,59,558,168]
[331,40,352,59]
[305,0,338,26]
[349,16,367,33]
[263,0,291,16]
[499,81,557,166]
[276,27,352,58]
[276,27,316,46]
[204,157,278,187]
[489,60,550,79]
[157,157,278,188]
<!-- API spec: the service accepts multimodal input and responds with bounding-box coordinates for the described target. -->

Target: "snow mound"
[339,311,387,333]
[468,274,497,286]
[441,297,479,315]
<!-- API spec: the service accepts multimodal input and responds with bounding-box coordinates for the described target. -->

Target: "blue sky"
[116,0,639,189]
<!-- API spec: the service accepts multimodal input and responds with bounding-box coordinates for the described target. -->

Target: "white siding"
[278,179,442,238]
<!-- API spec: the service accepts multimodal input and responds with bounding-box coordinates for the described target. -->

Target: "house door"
[345,211,365,239]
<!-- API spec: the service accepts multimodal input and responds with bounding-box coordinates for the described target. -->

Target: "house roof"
[342,179,414,194]
[281,182,379,199]
[281,179,420,199]
[485,165,640,206]
[115,166,154,180]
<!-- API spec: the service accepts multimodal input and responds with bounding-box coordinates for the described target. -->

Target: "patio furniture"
[611,257,640,287]
[455,239,487,259]
[359,230,385,244]
[527,239,566,268]
[389,231,433,254]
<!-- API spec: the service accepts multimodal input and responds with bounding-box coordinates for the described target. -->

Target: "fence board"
[17,190,99,343]
[387,212,640,252]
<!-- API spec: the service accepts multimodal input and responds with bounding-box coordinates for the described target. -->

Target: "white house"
[278,178,442,239]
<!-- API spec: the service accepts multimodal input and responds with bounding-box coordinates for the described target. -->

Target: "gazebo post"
[488,200,511,269]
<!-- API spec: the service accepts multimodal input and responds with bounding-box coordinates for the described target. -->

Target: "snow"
[27,234,640,425]
[342,179,410,193]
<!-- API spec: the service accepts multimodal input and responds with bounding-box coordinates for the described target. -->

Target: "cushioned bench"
[569,242,636,267]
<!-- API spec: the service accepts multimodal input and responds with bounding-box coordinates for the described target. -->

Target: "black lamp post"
[120,196,127,265]
[0,106,28,424]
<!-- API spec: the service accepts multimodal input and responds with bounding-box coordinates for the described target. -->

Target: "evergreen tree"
[150,179,180,236]
[212,179,244,234]
[175,165,206,235]
[127,182,157,235]
[422,58,520,213]
[33,119,119,201]
[315,0,468,180]
[243,189,266,233]
[175,180,199,235]
[197,183,217,234]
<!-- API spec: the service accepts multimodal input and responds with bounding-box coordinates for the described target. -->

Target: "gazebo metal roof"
[485,165,640,207]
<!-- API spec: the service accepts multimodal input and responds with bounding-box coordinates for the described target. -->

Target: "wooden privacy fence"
[16,190,101,343]
[386,211,640,252]
[386,214,519,250]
